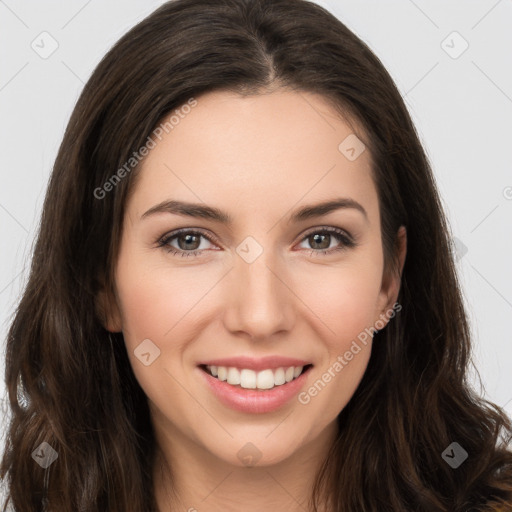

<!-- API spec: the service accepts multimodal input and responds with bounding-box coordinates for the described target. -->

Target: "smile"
[203,364,311,390]
[197,357,314,414]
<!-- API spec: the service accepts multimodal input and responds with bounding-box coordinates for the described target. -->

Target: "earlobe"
[95,287,123,333]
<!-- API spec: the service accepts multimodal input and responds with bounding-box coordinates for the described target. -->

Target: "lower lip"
[198,366,312,414]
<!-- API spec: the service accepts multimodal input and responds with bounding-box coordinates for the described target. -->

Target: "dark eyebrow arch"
[290,198,368,223]
[140,198,368,224]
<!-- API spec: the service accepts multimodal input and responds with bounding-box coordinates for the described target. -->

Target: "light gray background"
[1,0,511,449]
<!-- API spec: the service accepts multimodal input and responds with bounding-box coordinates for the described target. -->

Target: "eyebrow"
[140,197,368,224]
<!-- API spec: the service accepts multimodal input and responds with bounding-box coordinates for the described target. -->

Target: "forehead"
[127,89,378,224]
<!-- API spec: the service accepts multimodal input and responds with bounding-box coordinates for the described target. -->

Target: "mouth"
[199,364,313,391]
[198,362,314,413]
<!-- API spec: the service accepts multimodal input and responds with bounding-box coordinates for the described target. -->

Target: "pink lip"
[197,356,311,372]
[197,365,313,414]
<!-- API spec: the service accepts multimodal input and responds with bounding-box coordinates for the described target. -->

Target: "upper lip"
[198,356,312,372]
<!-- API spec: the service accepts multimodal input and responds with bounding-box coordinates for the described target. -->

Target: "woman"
[1,0,511,510]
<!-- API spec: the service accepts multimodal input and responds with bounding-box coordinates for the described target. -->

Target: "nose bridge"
[223,236,294,338]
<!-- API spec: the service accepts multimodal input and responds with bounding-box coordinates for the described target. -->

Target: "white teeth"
[274,367,285,385]
[227,367,241,385]
[217,366,227,381]
[205,365,306,390]
[256,369,274,390]
[240,369,257,389]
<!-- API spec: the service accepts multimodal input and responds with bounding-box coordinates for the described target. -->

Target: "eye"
[297,227,356,256]
[157,229,219,258]
[156,226,356,258]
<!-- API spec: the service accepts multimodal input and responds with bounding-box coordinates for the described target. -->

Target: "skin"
[99,89,406,511]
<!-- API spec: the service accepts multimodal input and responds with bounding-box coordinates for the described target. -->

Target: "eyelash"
[156,227,357,258]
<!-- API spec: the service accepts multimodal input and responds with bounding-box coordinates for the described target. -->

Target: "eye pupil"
[178,234,200,250]
[310,233,330,250]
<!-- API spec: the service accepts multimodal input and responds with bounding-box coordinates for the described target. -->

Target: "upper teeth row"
[207,365,304,390]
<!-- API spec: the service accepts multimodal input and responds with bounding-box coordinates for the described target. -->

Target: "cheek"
[298,343,372,426]
[115,275,165,349]
[294,258,383,347]
[295,267,380,418]
[113,251,221,394]
[291,256,382,415]
[114,248,209,346]
[113,261,192,413]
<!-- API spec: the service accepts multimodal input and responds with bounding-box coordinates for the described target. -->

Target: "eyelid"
[160,227,222,247]
[158,225,354,248]
[298,225,354,243]
[157,225,356,259]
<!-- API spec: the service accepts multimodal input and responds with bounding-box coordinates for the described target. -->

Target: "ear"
[95,286,123,333]
[375,225,407,323]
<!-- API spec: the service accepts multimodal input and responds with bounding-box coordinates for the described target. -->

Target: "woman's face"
[102,89,405,468]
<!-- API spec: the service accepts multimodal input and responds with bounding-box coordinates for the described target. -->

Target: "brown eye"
[298,227,356,256]
[176,233,201,251]
[308,233,331,250]
[158,229,217,257]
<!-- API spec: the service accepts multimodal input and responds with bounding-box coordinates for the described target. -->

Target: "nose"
[222,247,295,341]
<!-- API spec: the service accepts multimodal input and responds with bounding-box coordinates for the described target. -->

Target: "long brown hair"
[2,0,511,510]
